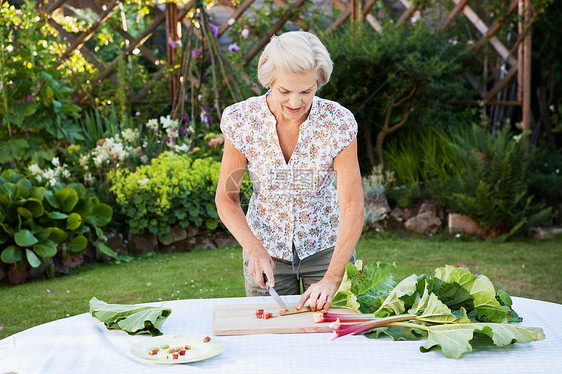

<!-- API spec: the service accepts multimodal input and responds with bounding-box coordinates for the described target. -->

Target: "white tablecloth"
[1,295,561,374]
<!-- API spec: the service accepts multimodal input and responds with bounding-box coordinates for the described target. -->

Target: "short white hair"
[257,31,333,89]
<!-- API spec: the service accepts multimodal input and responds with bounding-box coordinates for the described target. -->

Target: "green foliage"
[527,144,562,209]
[109,152,244,241]
[321,22,476,172]
[428,125,551,239]
[0,2,83,168]
[385,127,463,185]
[0,169,114,272]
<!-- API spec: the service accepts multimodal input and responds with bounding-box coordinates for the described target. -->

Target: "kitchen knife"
[263,273,289,311]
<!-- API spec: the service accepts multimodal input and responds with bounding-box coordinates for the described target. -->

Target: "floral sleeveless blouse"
[220,94,358,262]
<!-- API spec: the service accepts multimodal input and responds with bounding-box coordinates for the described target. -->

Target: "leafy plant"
[385,126,463,185]
[428,124,551,239]
[321,21,476,172]
[0,2,83,169]
[0,169,114,281]
[109,152,247,242]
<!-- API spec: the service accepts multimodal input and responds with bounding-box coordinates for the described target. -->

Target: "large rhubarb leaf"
[434,265,508,322]
[333,261,395,313]
[427,278,474,311]
[420,323,545,359]
[374,274,419,317]
[89,297,172,336]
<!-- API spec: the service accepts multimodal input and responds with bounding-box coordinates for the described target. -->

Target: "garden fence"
[35,0,534,134]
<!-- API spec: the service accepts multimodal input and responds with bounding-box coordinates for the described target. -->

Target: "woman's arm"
[297,138,364,310]
[215,139,275,288]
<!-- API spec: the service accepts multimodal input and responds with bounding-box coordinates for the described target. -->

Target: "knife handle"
[262,272,268,286]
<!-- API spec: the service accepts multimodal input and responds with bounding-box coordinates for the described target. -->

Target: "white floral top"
[220,94,358,262]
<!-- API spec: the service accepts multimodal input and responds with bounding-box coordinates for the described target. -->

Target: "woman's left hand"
[296,277,340,312]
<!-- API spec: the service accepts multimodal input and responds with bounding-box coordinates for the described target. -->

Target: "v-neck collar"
[261,93,317,166]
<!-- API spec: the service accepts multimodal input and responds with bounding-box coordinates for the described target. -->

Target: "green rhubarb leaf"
[428,278,474,311]
[495,290,522,322]
[366,326,426,341]
[332,262,362,311]
[415,290,457,324]
[375,274,419,317]
[89,297,172,336]
[420,323,545,359]
[351,262,395,295]
[434,265,507,323]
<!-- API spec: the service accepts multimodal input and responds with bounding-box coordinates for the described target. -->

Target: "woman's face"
[268,70,318,124]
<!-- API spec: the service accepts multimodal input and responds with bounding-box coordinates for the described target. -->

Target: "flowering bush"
[109,152,226,241]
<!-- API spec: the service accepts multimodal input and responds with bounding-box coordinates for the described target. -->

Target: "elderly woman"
[215,31,364,312]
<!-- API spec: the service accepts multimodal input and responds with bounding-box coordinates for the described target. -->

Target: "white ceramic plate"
[129,334,225,364]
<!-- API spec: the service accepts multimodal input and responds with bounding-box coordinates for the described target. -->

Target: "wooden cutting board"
[212,303,356,336]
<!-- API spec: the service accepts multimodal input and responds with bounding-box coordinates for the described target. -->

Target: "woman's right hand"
[246,245,275,289]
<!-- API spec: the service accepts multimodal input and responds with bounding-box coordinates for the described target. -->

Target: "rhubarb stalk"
[330,315,415,341]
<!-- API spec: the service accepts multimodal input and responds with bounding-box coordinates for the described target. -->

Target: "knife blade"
[263,273,289,311]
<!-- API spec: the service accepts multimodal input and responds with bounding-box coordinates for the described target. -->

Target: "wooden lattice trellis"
[36,0,534,133]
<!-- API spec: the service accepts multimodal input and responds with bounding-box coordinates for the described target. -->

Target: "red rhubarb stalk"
[330,315,415,341]
[313,312,377,323]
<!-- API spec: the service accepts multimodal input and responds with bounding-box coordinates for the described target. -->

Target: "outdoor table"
[1,295,561,373]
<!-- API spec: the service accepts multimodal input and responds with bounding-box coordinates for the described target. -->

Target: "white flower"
[62,169,71,179]
[49,178,57,187]
[84,172,94,185]
[166,126,178,140]
[6,45,13,53]
[52,157,60,167]
[43,169,55,180]
[174,144,190,153]
[28,164,42,176]
[79,155,88,166]
[147,118,159,131]
[227,18,235,25]
[160,115,178,129]
[93,155,103,167]
[138,178,150,187]
[140,155,149,164]
[122,128,138,143]
[241,28,249,38]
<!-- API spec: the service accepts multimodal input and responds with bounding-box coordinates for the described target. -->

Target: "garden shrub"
[321,22,476,172]
[0,169,114,277]
[0,2,83,168]
[427,124,551,240]
[109,152,246,242]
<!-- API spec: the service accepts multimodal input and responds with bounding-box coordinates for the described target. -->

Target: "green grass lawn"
[1,233,561,340]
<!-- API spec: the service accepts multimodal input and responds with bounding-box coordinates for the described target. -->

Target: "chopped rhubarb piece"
[264,313,270,319]
[168,348,177,354]
[149,349,159,355]
[203,336,211,343]
[172,353,179,360]
[179,349,186,356]
[184,345,191,350]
